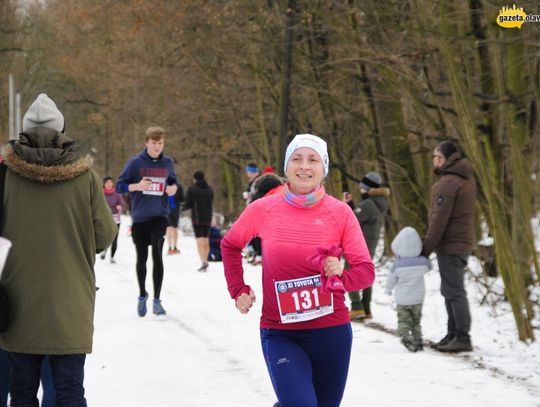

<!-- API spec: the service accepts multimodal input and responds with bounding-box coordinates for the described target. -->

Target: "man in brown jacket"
[422,140,476,352]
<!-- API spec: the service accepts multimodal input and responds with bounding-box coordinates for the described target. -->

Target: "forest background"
[1,0,539,341]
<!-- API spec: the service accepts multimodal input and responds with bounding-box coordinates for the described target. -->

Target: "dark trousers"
[0,349,9,407]
[347,286,372,314]
[261,324,352,407]
[0,350,55,407]
[251,237,262,256]
[40,358,55,407]
[132,218,167,299]
[8,353,86,407]
[396,304,423,340]
[437,254,471,340]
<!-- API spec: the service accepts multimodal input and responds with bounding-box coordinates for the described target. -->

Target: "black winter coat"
[353,188,390,257]
[184,180,214,225]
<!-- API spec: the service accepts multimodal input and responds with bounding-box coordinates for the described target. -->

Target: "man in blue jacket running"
[117,126,178,317]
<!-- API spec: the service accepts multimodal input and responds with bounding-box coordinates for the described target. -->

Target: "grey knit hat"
[22,94,64,132]
[359,172,382,191]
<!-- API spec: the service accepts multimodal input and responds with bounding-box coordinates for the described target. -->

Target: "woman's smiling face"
[285,147,324,195]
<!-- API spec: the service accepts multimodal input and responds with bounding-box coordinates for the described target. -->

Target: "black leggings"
[110,224,120,258]
[132,218,167,299]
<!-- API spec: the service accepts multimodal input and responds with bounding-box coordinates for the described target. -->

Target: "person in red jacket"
[222,134,374,407]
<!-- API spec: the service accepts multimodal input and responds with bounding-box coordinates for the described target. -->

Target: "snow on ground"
[84,218,540,407]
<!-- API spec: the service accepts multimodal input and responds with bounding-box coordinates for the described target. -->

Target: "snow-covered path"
[85,220,540,407]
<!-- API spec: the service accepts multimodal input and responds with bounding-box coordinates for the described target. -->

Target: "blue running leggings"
[261,323,352,407]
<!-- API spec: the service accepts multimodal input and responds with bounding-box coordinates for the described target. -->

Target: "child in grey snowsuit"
[386,226,431,352]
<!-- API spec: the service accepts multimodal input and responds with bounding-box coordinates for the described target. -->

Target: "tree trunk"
[438,1,535,341]
[277,0,298,172]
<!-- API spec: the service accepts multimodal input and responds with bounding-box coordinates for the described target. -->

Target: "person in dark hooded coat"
[343,172,390,320]
[0,93,116,406]
[245,172,284,266]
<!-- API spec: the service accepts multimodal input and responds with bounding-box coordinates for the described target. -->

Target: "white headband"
[284,134,329,176]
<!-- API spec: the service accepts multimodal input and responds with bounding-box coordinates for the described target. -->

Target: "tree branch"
[63,99,105,106]
[0,47,24,53]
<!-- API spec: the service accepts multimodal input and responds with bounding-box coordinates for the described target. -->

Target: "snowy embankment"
[84,218,540,407]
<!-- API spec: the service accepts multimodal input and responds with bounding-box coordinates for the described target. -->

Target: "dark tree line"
[1,0,539,341]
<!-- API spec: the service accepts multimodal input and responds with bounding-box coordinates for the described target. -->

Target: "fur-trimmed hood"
[252,172,284,201]
[367,187,391,198]
[2,128,93,183]
[253,172,284,191]
[366,186,391,215]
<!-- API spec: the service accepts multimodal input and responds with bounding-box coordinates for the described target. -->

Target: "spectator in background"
[166,181,185,255]
[262,165,275,174]
[343,171,390,320]
[0,93,116,405]
[245,171,285,266]
[184,171,214,272]
[423,140,476,353]
[251,171,284,202]
[242,163,260,263]
[385,227,431,352]
[208,218,223,262]
[242,162,260,205]
[101,176,125,264]
[0,241,56,407]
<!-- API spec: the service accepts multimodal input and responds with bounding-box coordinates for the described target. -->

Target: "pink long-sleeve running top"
[221,192,375,330]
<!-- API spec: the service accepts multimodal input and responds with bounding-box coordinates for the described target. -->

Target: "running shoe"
[153,298,166,315]
[137,293,148,317]
[197,262,209,272]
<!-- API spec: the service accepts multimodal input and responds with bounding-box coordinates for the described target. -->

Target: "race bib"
[275,275,333,324]
[142,177,166,196]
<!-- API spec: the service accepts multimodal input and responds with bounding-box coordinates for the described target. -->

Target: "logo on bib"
[277,283,288,293]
